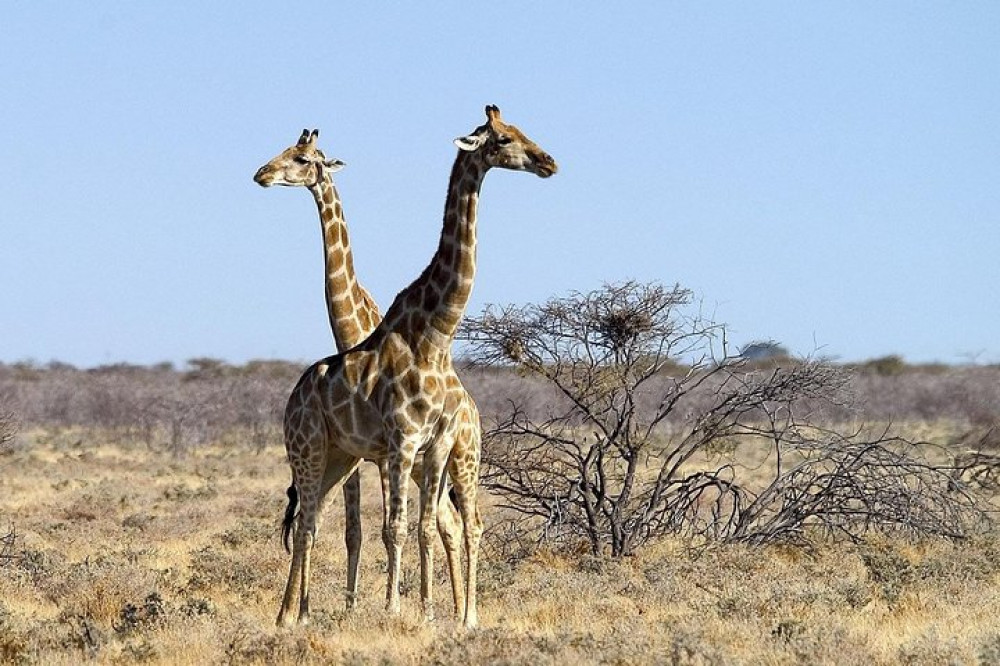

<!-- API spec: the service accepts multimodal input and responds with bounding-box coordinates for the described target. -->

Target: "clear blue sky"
[2,3,998,367]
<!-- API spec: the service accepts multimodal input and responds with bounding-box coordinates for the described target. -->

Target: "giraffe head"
[453,105,558,178]
[254,129,345,188]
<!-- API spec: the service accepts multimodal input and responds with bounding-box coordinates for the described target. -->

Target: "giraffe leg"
[278,425,320,627]
[437,479,466,619]
[277,507,306,627]
[277,447,358,627]
[416,444,450,623]
[411,461,465,618]
[278,480,323,627]
[378,459,392,570]
[385,446,416,615]
[342,468,362,611]
[378,459,395,609]
[448,445,483,629]
[295,498,319,625]
[305,454,362,623]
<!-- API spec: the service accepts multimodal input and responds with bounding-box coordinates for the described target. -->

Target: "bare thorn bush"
[460,281,987,556]
[948,425,1000,493]
[0,406,19,453]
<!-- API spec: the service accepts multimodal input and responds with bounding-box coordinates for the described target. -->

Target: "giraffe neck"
[384,151,487,350]
[309,174,381,352]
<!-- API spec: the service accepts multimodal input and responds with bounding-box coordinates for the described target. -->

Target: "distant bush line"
[1,356,998,452]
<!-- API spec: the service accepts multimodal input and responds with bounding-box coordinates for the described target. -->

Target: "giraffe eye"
[294,155,311,165]
[496,136,513,146]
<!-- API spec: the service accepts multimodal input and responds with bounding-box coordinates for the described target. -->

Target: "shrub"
[461,282,987,556]
[0,406,18,452]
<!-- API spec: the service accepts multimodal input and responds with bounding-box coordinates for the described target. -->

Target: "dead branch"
[952,447,1000,491]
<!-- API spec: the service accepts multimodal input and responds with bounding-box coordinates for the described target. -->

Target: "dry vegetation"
[2,356,1000,664]
[459,284,991,556]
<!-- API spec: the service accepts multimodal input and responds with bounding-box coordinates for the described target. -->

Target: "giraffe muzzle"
[253,165,274,187]
[534,155,558,178]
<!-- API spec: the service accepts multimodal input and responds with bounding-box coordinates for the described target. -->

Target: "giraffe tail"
[281,484,299,553]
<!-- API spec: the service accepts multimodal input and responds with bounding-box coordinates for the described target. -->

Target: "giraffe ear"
[454,133,487,152]
[323,158,345,172]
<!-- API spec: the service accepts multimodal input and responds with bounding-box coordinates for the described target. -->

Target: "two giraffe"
[254,128,473,616]
[257,106,556,628]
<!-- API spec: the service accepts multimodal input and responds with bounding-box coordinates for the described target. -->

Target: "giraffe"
[276,105,556,628]
[253,129,471,616]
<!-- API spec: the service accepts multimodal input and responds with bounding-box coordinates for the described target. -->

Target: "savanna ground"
[2,360,1000,665]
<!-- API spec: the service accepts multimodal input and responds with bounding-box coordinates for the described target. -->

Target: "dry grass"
[2,430,1000,665]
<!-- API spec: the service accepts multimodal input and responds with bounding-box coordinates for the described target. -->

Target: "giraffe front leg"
[449,449,483,629]
[384,449,415,615]
[412,460,465,618]
[378,459,393,605]
[342,468,362,611]
[463,503,482,629]
[417,448,449,623]
[438,488,465,619]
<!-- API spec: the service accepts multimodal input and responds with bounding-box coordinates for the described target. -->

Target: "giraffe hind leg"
[277,486,314,627]
[281,484,298,553]
[301,454,362,623]
[277,441,359,626]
